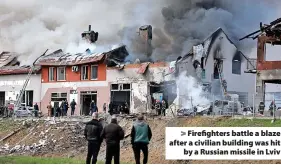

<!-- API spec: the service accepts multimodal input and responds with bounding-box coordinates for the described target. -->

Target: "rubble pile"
[0,120,88,157]
[0,116,174,163]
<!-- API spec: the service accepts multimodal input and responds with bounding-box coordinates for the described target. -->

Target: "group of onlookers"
[108,102,130,115]
[47,99,77,117]
[84,112,152,164]
[153,99,167,116]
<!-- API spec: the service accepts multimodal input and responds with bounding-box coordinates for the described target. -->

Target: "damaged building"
[37,45,128,116]
[0,52,41,108]
[107,61,175,114]
[174,28,256,107]
[239,18,281,112]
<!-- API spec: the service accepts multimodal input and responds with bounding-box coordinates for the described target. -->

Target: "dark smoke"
[119,0,278,62]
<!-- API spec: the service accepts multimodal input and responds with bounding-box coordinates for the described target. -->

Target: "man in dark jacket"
[70,99,77,116]
[84,112,103,164]
[131,114,152,164]
[34,103,39,117]
[101,116,124,164]
[108,102,113,115]
[90,100,98,115]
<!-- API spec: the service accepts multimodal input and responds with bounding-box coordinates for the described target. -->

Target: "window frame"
[232,60,241,75]
[91,65,98,80]
[81,65,89,80]
[48,67,55,81]
[57,67,66,81]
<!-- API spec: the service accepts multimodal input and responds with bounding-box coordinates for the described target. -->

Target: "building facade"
[107,62,175,114]
[175,28,256,106]
[38,46,127,116]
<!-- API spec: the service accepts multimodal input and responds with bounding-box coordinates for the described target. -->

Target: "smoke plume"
[176,71,210,109]
[0,0,279,65]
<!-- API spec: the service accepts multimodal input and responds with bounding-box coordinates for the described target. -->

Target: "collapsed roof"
[177,28,252,64]
[0,52,41,75]
[38,45,128,66]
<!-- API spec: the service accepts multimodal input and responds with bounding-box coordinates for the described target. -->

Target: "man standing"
[90,100,98,115]
[34,103,39,117]
[84,112,103,164]
[65,100,69,116]
[101,116,124,164]
[108,102,113,115]
[131,114,152,164]
[161,100,167,116]
[47,102,52,117]
[70,99,77,116]
[103,103,107,114]
[60,100,65,116]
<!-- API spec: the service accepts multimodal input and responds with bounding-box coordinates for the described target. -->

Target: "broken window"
[247,58,257,70]
[49,67,55,81]
[51,92,67,102]
[111,84,119,91]
[81,65,89,80]
[123,84,131,90]
[213,60,223,79]
[57,67,66,81]
[232,52,241,75]
[91,65,98,80]
[265,43,281,61]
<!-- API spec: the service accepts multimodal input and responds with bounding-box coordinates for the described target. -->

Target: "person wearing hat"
[84,112,103,164]
[101,115,124,164]
[131,114,152,164]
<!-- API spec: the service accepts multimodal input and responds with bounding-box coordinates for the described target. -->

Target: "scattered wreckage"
[176,99,252,117]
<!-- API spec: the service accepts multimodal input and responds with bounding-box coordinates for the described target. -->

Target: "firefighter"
[258,101,265,115]
[155,100,161,116]
[269,101,276,117]
[161,100,167,116]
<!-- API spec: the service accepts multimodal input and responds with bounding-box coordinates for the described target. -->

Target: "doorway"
[80,91,97,116]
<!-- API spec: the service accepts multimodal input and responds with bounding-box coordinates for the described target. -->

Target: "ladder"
[214,60,227,98]
[15,49,49,109]
[15,67,34,108]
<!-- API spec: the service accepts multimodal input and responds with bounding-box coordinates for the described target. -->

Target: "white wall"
[177,31,255,106]
[0,74,41,103]
[107,65,173,112]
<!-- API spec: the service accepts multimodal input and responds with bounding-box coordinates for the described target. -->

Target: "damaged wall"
[176,29,255,106]
[0,74,41,105]
[107,62,174,113]
[40,81,110,116]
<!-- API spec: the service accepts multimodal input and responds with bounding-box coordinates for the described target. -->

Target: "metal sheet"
[137,62,150,74]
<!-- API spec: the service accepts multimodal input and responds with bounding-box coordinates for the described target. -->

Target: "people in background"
[108,102,113,115]
[34,103,39,117]
[56,105,61,117]
[70,99,77,116]
[161,100,167,116]
[60,100,65,116]
[269,101,276,117]
[120,104,125,114]
[258,101,265,115]
[65,99,69,116]
[101,115,125,164]
[117,105,121,114]
[47,102,52,117]
[84,112,103,164]
[131,114,152,164]
[155,100,161,115]
[124,102,129,114]
[90,100,98,115]
[103,103,107,113]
